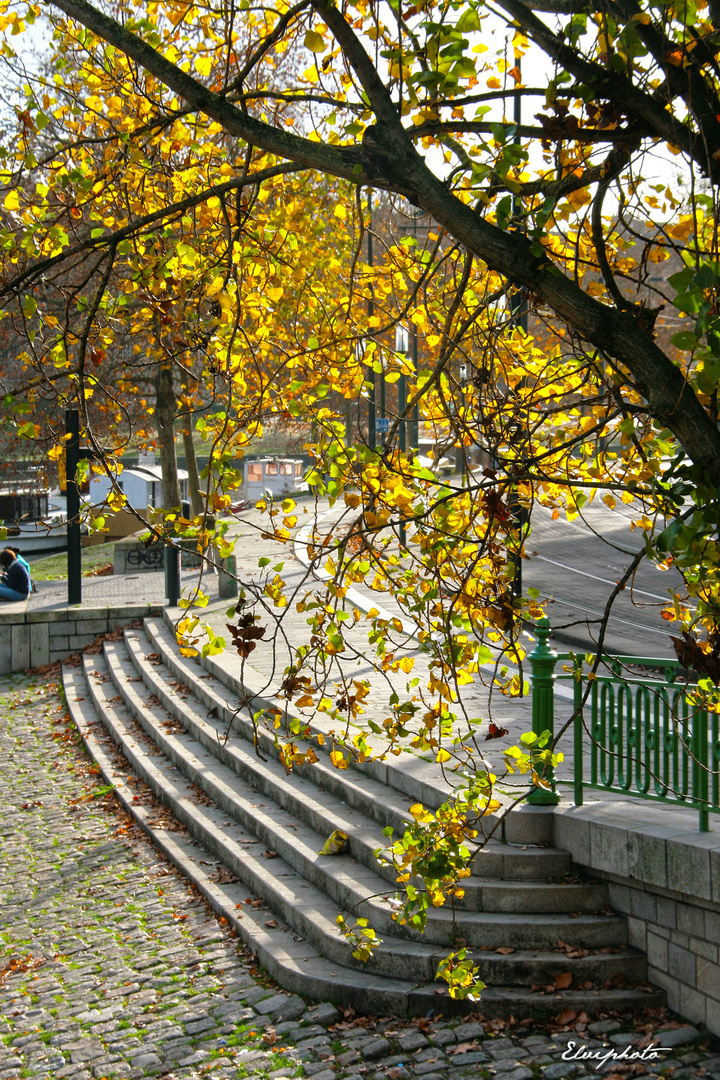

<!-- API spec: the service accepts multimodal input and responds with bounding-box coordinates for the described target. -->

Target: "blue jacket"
[3,558,30,596]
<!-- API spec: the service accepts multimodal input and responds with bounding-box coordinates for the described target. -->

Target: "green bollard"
[218,554,238,599]
[164,540,181,607]
[527,617,559,806]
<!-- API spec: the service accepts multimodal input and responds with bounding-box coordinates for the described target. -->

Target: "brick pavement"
[2,674,720,1080]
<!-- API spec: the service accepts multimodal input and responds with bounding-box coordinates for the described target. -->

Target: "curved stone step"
[62,627,666,1018]
[77,657,649,981]
[95,645,619,940]
[120,633,588,910]
[88,639,630,954]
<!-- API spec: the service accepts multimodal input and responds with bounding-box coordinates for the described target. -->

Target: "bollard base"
[526,788,560,806]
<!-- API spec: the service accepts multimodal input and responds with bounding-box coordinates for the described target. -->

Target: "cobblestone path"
[2,671,720,1080]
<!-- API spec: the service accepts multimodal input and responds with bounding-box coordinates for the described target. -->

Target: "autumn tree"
[4,0,720,997]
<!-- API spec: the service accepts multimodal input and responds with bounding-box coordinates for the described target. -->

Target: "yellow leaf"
[194,55,212,77]
[330,750,348,770]
[319,829,348,854]
[334,204,347,220]
[436,748,451,764]
[486,76,501,89]
[4,189,19,211]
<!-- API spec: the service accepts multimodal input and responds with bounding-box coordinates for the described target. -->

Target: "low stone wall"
[554,799,720,1034]
[0,604,163,673]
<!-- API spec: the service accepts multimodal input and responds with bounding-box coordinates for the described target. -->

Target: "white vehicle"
[244,458,307,503]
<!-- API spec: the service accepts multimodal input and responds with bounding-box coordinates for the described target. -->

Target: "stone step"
[65,660,664,1018]
[97,643,618,933]
[144,617,559,855]
[60,614,667,1018]
[123,631,578,894]
[69,657,654,991]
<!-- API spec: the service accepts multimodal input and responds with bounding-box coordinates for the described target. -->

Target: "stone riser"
[59,617,667,1017]
[119,630,602,915]
[89,646,631,953]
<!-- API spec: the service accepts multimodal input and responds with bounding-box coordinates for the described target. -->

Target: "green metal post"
[527,618,559,805]
[573,657,584,806]
[693,707,710,832]
[367,193,376,450]
[164,541,181,606]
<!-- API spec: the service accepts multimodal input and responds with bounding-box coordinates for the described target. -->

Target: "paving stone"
[542,1063,582,1079]
[184,1016,217,1035]
[305,1003,341,1028]
[656,1027,701,1048]
[429,1029,456,1047]
[363,1038,393,1060]
[303,1062,337,1076]
[586,1020,622,1036]
[415,1061,448,1076]
[398,1032,428,1052]
[453,1022,485,1041]
[450,1050,489,1067]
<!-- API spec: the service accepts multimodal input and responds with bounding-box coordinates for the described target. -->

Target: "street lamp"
[395,324,409,456]
[458,364,468,482]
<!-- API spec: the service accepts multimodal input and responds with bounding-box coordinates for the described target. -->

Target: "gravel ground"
[1,671,719,1080]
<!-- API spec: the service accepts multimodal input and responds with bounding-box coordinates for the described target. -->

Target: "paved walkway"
[2,673,720,1080]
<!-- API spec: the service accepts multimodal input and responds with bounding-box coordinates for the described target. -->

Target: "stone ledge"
[554,799,720,901]
[0,603,163,674]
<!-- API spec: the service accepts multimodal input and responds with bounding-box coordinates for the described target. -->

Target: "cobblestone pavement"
[2,672,720,1080]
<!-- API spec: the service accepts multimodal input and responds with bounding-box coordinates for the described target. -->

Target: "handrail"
[529,625,716,832]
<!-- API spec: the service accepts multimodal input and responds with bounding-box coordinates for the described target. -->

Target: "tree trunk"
[182,414,204,516]
[154,360,181,510]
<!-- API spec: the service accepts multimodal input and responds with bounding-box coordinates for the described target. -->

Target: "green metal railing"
[528,620,718,832]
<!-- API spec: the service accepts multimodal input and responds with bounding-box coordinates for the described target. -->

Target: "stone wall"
[554,800,720,1034]
[0,604,163,673]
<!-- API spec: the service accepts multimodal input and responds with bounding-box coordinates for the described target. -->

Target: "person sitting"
[7,546,32,588]
[0,548,31,601]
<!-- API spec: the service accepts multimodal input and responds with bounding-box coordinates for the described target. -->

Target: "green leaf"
[671,331,698,351]
[304,29,326,52]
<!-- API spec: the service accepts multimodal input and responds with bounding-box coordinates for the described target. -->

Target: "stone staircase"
[63,614,665,1018]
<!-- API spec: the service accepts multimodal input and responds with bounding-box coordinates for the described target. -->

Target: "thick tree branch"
[0,163,301,300]
[44,0,720,483]
[495,0,720,179]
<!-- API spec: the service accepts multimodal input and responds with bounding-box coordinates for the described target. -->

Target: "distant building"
[89,453,189,538]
